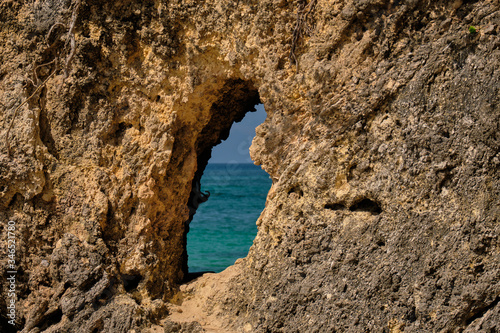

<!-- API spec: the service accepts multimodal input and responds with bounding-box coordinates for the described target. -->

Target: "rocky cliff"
[0,0,499,332]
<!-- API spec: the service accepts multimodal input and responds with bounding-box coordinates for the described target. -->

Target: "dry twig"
[5,70,56,157]
[62,0,81,82]
[46,22,67,46]
[32,59,57,86]
[289,0,318,72]
[4,0,82,156]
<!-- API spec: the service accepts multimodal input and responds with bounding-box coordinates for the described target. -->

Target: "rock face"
[0,0,498,331]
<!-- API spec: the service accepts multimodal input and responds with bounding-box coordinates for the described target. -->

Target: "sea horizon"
[187,162,272,273]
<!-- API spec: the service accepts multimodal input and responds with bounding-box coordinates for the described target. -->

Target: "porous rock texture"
[0,0,499,331]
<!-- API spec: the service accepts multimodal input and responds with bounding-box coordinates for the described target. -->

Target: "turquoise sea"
[187,163,272,273]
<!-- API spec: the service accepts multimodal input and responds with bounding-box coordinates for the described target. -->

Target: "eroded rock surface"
[0,0,498,331]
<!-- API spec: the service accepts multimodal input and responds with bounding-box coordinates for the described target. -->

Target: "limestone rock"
[0,0,498,332]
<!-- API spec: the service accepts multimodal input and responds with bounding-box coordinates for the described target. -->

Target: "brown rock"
[0,0,498,332]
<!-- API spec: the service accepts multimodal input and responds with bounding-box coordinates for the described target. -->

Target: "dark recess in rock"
[349,198,382,214]
[122,274,142,292]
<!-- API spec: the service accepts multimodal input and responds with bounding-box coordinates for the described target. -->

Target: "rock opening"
[185,104,270,275]
[122,274,143,292]
[349,198,382,215]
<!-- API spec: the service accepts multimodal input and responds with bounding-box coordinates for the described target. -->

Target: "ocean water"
[187,163,272,273]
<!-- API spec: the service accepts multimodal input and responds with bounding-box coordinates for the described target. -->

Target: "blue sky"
[209,104,267,163]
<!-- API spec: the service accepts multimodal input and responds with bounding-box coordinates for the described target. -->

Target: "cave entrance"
[186,104,271,276]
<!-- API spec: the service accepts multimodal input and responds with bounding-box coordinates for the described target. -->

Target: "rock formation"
[0,0,498,331]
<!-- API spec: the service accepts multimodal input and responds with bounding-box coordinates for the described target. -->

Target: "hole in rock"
[349,198,382,215]
[122,274,142,292]
[185,104,272,277]
[325,203,346,211]
[288,185,304,197]
[89,319,104,333]
[38,308,63,330]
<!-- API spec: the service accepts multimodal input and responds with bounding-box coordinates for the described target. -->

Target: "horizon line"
[207,162,258,165]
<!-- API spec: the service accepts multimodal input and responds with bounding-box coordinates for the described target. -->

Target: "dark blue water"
[187,163,272,273]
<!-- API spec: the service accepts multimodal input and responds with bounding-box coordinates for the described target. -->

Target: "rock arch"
[0,0,499,331]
